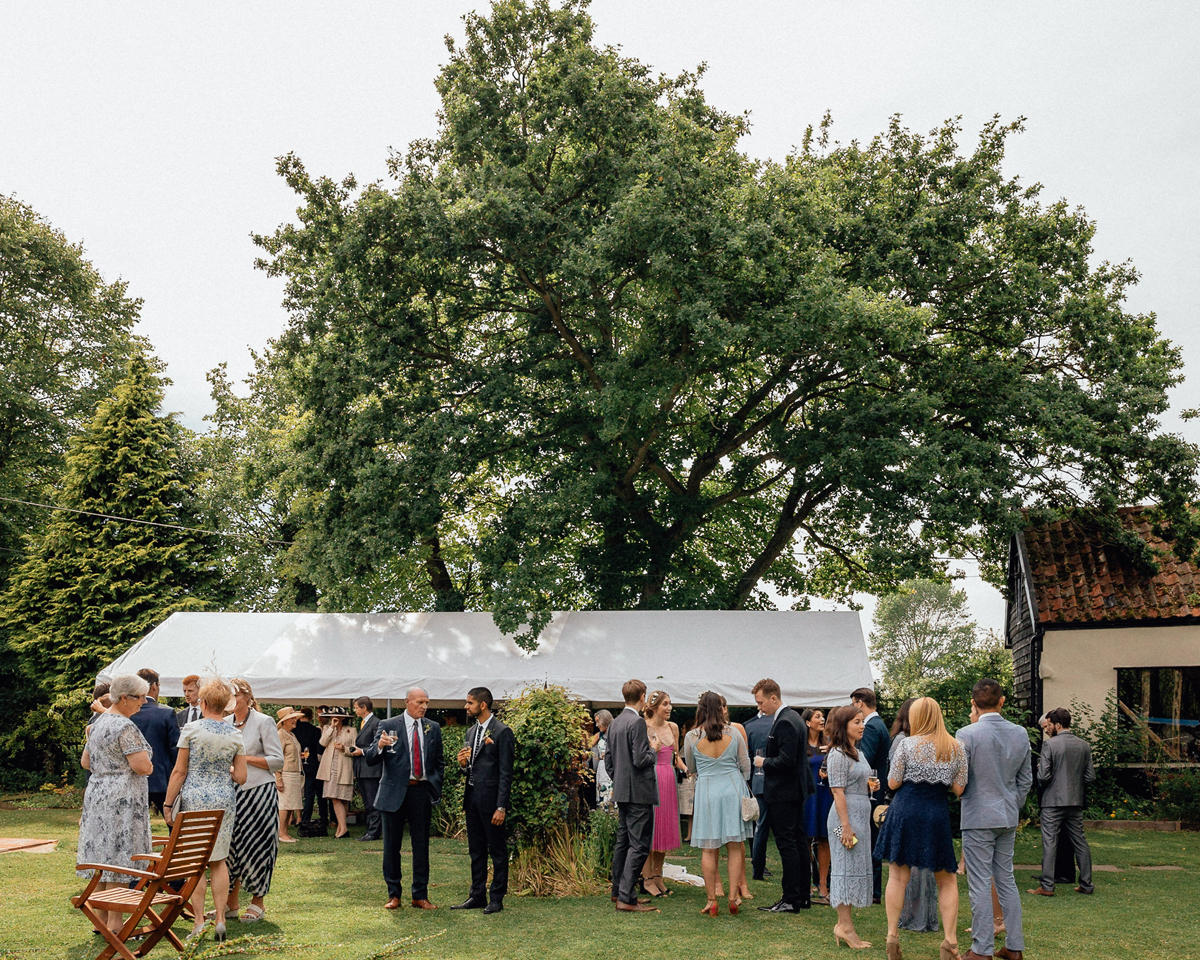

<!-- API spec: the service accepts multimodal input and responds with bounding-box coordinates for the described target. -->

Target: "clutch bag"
[740,794,760,822]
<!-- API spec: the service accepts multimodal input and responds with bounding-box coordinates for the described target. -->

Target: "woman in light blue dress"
[164,677,247,942]
[825,704,874,949]
[684,691,754,917]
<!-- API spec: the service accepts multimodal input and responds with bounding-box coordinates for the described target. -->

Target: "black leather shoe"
[451,898,486,910]
[358,833,380,842]
[759,900,801,913]
[483,901,503,914]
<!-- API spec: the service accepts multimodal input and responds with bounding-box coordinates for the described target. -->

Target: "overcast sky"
[5,1,1197,635]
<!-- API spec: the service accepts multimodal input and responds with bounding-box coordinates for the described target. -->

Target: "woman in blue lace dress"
[874,697,968,960]
[825,704,873,949]
[164,677,247,942]
[889,698,940,934]
[684,691,754,917]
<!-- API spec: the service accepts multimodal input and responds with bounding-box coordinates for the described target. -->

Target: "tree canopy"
[251,0,1198,644]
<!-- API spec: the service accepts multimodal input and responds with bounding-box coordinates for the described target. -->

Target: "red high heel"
[700,900,719,917]
[728,897,741,915]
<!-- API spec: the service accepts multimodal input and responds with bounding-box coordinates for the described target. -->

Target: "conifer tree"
[1,356,219,696]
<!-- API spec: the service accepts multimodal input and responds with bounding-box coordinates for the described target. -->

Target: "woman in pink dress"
[640,690,687,897]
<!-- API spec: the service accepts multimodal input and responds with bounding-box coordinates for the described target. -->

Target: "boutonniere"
[422,721,431,736]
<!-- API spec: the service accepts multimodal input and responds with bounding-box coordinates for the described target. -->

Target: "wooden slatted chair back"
[158,810,223,882]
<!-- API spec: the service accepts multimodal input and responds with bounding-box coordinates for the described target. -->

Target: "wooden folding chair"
[73,809,223,960]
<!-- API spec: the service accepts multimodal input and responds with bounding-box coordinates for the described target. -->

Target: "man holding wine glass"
[364,688,444,911]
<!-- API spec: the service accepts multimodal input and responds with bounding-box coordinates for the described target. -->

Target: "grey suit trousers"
[961,826,1024,957]
[611,801,654,904]
[1039,806,1093,892]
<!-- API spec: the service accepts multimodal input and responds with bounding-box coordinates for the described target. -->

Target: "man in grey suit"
[349,696,383,841]
[956,678,1032,960]
[1031,707,1096,898]
[608,679,659,912]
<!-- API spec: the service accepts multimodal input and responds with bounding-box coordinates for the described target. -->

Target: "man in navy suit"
[364,688,444,910]
[743,709,774,881]
[451,686,515,914]
[130,668,178,816]
[852,686,890,904]
[348,696,383,841]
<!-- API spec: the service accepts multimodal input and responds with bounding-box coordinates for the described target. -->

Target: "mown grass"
[2,807,1197,959]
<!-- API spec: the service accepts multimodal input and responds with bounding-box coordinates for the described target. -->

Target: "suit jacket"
[364,713,444,811]
[176,704,202,729]
[956,712,1033,829]
[859,713,891,803]
[607,706,658,805]
[354,714,383,779]
[293,719,323,779]
[1038,731,1096,807]
[761,706,814,804]
[464,716,515,811]
[130,699,179,793]
[743,712,772,797]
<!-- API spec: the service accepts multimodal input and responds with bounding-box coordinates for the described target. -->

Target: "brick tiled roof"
[1023,507,1200,625]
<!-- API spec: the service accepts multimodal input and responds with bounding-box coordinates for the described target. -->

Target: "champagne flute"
[868,768,880,793]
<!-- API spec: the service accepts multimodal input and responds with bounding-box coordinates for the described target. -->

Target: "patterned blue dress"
[826,747,873,908]
[77,713,153,881]
[873,735,968,874]
[178,719,245,860]
[684,728,754,849]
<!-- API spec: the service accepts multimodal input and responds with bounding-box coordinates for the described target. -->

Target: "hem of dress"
[690,834,754,849]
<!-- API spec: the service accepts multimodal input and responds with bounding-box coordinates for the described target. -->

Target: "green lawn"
[2,808,1197,959]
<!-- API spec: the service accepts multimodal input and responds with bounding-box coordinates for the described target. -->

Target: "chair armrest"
[76,862,158,881]
[132,853,163,862]
[151,838,169,848]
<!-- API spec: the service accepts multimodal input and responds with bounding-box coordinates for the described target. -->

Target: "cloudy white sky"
[5,1,1197,636]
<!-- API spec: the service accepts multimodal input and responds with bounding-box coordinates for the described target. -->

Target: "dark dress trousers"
[858,712,891,900]
[130,698,179,815]
[364,714,444,901]
[355,714,384,839]
[463,717,515,904]
[607,705,659,905]
[743,712,774,879]
[761,705,814,908]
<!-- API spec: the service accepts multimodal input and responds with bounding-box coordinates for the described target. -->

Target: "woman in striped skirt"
[225,678,284,924]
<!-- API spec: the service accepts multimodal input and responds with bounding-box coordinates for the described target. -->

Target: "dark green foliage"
[432,724,467,838]
[1,357,220,704]
[250,0,1198,639]
[498,685,592,846]
[1152,768,1200,822]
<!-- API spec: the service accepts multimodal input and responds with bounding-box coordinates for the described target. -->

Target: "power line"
[0,496,293,547]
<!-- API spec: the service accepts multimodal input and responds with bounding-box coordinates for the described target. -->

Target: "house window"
[1115,667,1200,763]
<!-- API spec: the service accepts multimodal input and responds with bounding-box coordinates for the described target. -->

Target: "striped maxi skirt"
[226,781,279,897]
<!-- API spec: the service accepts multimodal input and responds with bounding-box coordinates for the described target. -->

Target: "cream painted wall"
[1039,624,1200,722]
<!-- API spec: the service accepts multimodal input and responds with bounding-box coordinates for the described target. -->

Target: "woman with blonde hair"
[164,676,247,942]
[639,691,687,897]
[874,697,968,960]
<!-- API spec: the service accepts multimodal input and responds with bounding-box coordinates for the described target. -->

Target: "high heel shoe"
[213,922,227,944]
[939,940,960,960]
[728,897,741,915]
[700,900,719,917]
[834,925,873,950]
[885,934,902,960]
[185,923,206,944]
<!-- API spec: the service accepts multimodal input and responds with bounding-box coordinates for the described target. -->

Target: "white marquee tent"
[99,610,871,709]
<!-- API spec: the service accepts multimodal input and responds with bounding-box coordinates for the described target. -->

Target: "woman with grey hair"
[76,674,154,935]
[590,710,614,806]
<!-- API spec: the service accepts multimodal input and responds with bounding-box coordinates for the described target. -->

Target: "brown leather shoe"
[1026,887,1054,897]
[995,948,1023,960]
[962,952,992,960]
[1074,886,1094,894]
[411,899,437,910]
[615,900,658,912]
[611,896,650,904]
[383,897,402,910]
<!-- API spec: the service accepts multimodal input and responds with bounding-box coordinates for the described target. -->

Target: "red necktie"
[411,721,422,779]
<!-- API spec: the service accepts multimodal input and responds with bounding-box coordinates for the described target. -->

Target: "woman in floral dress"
[77,674,154,936]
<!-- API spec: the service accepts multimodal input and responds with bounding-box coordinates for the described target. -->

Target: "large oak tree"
[253,0,1197,643]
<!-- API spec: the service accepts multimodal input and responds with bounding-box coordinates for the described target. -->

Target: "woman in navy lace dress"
[873,697,968,960]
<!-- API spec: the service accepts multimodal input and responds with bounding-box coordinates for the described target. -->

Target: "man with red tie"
[364,688,444,910]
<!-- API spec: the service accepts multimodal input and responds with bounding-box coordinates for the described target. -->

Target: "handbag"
[740,794,760,822]
[677,776,696,816]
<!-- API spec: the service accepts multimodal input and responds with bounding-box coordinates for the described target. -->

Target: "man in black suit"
[348,696,383,841]
[607,678,659,913]
[130,668,179,816]
[753,677,813,913]
[294,707,327,832]
[851,686,890,904]
[175,674,202,728]
[743,708,774,881]
[451,686,515,914]
[363,688,444,910]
